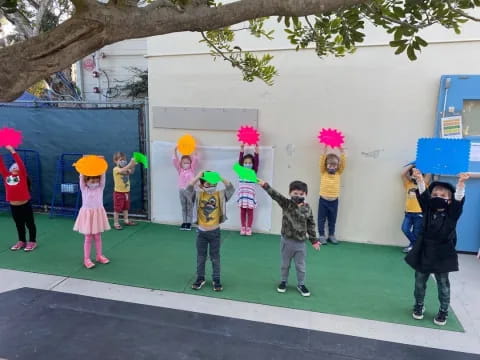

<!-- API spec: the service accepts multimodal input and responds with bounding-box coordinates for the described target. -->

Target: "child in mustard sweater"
[318,145,346,244]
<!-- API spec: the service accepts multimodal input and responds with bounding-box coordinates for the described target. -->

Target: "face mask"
[429,196,449,210]
[118,160,127,168]
[87,182,100,189]
[182,163,191,170]
[291,196,305,204]
[327,168,337,174]
[204,187,216,194]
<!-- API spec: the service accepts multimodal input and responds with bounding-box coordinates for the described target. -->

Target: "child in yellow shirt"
[401,163,431,253]
[318,145,346,245]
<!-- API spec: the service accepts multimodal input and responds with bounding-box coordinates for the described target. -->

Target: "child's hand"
[458,173,470,184]
[312,242,321,251]
[240,144,245,151]
[412,168,423,181]
[257,178,266,187]
[5,145,15,153]
[255,145,259,153]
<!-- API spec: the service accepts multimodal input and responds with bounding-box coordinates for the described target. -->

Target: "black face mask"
[429,197,449,210]
[327,168,337,174]
[291,196,305,204]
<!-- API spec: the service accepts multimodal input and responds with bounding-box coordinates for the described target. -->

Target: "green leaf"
[407,46,417,61]
[415,36,428,47]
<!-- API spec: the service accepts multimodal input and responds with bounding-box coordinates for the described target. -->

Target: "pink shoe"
[10,241,26,251]
[240,227,246,236]
[24,242,38,252]
[246,228,253,236]
[84,259,95,269]
[96,255,110,264]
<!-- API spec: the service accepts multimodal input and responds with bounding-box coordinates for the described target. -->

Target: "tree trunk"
[0,0,368,101]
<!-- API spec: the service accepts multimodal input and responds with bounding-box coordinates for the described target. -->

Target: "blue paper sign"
[416,138,471,175]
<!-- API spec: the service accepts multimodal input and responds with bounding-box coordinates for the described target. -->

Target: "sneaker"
[213,281,223,292]
[277,281,287,293]
[412,303,425,320]
[246,227,252,236]
[180,223,186,231]
[328,236,339,245]
[318,236,327,245]
[24,242,37,252]
[191,278,206,290]
[10,241,26,251]
[434,310,448,326]
[297,285,311,297]
[240,227,246,236]
[84,259,95,269]
[402,246,413,253]
[185,223,192,231]
[96,255,110,264]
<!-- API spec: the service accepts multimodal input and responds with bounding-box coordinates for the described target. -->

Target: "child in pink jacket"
[173,147,198,231]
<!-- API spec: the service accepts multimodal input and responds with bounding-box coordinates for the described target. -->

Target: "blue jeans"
[317,197,339,237]
[401,212,423,247]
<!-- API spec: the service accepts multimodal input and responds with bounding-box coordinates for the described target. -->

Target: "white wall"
[147,22,480,246]
[78,38,147,102]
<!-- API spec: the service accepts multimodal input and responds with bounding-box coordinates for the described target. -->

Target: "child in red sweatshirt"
[0,145,37,251]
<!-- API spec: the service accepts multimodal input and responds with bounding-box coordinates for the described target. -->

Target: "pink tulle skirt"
[73,207,111,235]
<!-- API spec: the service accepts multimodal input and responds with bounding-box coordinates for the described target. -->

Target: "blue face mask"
[118,160,127,168]
[244,164,253,169]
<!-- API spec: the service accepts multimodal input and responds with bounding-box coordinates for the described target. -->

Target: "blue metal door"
[435,75,480,252]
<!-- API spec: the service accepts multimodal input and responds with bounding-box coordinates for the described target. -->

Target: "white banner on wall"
[151,141,274,232]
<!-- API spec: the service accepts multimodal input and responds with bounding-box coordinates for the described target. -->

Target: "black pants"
[10,202,36,243]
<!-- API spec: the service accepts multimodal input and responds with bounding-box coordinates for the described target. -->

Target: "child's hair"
[181,155,192,163]
[431,184,453,199]
[289,180,308,194]
[113,152,126,162]
[84,175,101,182]
[242,153,255,165]
[326,154,339,165]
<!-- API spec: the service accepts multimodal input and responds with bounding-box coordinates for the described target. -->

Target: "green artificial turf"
[0,213,463,332]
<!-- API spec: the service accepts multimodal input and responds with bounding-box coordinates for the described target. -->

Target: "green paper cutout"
[233,163,257,182]
[202,171,222,185]
[133,152,148,169]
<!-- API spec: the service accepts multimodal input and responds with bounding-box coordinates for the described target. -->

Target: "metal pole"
[144,97,151,220]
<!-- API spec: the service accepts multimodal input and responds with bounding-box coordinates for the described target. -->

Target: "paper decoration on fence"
[177,134,196,155]
[416,138,471,175]
[233,163,258,183]
[237,126,260,145]
[201,171,222,185]
[0,127,23,148]
[133,152,148,169]
[73,155,108,176]
[317,128,344,148]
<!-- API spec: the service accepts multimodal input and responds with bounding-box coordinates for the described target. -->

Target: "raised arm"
[239,144,245,165]
[401,164,414,183]
[253,146,260,172]
[79,174,87,191]
[172,147,181,172]
[99,172,106,189]
[412,168,429,212]
[6,146,27,176]
[191,151,199,173]
[116,158,137,175]
[221,177,235,201]
[258,180,289,209]
[338,149,346,174]
[0,154,8,177]
[448,173,468,221]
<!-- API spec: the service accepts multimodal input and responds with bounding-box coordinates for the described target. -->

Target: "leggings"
[11,202,36,243]
[240,208,254,228]
[84,233,104,260]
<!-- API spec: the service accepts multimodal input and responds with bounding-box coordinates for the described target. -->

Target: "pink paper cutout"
[237,126,260,146]
[0,127,23,148]
[318,128,344,148]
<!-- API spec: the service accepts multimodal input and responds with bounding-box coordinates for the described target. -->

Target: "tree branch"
[446,0,480,22]
[0,0,370,101]
[33,0,52,36]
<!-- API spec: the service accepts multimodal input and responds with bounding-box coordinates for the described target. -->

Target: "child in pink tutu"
[74,172,111,269]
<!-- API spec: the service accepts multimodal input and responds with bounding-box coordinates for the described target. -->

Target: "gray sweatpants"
[280,236,306,286]
[179,189,195,223]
